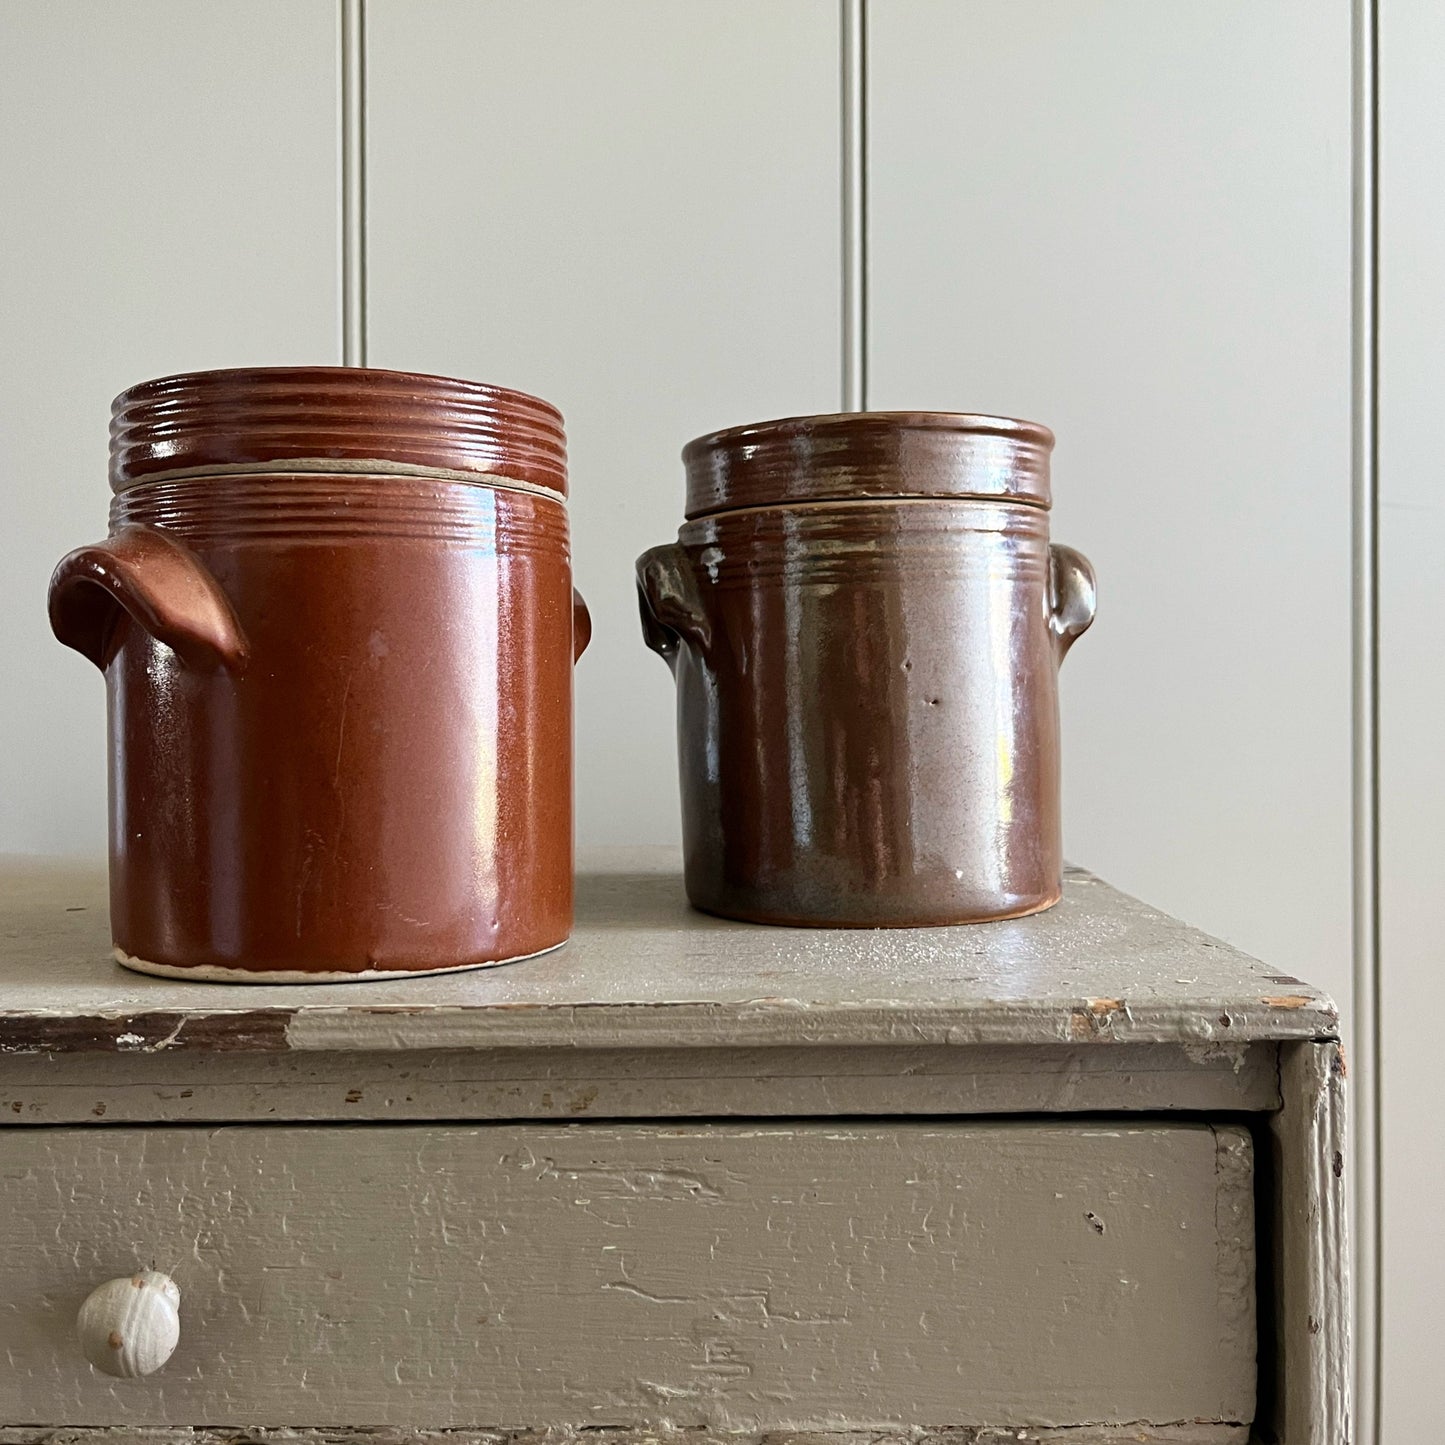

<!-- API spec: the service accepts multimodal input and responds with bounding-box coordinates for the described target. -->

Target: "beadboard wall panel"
[1379,0,1445,1432]
[868,0,1353,1021]
[365,0,840,848]
[0,0,339,855]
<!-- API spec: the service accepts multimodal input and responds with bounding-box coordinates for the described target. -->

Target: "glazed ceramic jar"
[49,367,589,981]
[637,411,1095,927]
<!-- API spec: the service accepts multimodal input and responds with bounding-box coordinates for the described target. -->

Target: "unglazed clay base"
[113,941,565,985]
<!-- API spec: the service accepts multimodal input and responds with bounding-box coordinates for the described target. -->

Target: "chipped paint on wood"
[0,850,1343,1439]
[0,1041,1280,1126]
[0,852,1339,1055]
[0,1121,1254,1431]
[1068,996,1132,1039]
[0,1009,293,1055]
[1267,1040,1351,1445]
[0,1425,1250,1443]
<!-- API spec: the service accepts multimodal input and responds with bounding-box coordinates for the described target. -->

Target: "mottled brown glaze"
[682,410,1053,517]
[638,411,1094,927]
[50,367,588,980]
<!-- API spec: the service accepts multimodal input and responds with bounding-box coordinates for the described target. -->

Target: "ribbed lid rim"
[681,410,1054,519]
[110,366,568,497]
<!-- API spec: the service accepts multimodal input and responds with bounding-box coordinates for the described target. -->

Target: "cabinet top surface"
[0,849,1336,1055]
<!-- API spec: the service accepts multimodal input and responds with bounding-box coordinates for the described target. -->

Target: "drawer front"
[0,1121,1254,1431]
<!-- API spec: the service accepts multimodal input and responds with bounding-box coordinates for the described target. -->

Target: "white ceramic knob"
[76,1271,180,1379]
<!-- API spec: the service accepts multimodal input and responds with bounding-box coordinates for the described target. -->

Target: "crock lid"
[110,366,568,497]
[681,411,1053,518]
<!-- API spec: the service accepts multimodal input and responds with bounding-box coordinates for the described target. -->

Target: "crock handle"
[636,542,710,663]
[572,588,592,662]
[49,525,248,674]
[1048,543,1096,662]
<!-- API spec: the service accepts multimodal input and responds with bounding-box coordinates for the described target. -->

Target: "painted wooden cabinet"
[0,852,1345,1441]
[0,1122,1256,1428]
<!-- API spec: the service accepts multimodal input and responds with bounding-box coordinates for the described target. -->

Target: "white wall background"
[0,1,340,853]
[1379,0,1445,1429]
[0,3,1430,1436]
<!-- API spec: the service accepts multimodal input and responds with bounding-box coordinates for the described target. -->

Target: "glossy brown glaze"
[111,367,567,496]
[681,410,1053,516]
[638,411,1094,927]
[50,368,588,980]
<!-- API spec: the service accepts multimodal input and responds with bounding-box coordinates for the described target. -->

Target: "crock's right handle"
[572,589,592,662]
[49,525,248,674]
[1048,543,1096,662]
[636,542,710,664]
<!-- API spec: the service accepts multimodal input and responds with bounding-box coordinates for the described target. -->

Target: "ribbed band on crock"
[681,411,1053,519]
[110,367,567,499]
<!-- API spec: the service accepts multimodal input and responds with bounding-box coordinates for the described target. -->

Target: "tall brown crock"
[637,411,1095,927]
[49,367,589,981]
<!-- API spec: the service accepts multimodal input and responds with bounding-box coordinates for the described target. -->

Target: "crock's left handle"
[49,525,248,674]
[637,542,710,664]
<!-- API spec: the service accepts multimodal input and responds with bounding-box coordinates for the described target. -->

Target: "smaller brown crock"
[50,367,589,981]
[637,411,1095,928]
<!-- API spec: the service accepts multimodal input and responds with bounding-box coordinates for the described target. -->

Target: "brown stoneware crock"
[49,367,590,981]
[637,411,1095,928]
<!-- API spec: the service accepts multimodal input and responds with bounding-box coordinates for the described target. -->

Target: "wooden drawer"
[0,1120,1255,1433]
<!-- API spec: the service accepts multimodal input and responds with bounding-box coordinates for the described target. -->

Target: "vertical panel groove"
[340,0,368,367]
[840,0,867,411]
[1351,0,1381,1437]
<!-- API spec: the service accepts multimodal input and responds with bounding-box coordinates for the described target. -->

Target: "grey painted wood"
[0,1121,1254,1431]
[0,851,1338,1055]
[1266,1042,1351,1445]
[868,1,1353,1029]
[1379,0,1445,1434]
[0,1040,1279,1127]
[0,849,1347,1436]
[0,0,339,857]
[365,0,839,852]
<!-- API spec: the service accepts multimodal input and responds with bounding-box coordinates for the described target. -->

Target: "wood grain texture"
[1266,1041,1350,1445]
[0,851,1337,1055]
[0,1427,1248,1444]
[0,1122,1254,1431]
[0,1040,1279,1127]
